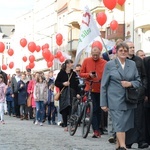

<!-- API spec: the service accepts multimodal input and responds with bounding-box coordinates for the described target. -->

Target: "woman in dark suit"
[55,59,80,131]
[100,42,141,150]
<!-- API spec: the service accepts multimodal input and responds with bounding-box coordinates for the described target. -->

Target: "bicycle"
[68,78,100,138]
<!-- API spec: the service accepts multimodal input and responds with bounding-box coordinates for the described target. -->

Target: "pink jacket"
[0,82,6,103]
[27,80,36,108]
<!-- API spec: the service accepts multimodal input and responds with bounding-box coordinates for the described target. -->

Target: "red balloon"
[20,38,27,48]
[56,33,63,41]
[103,0,117,10]
[42,44,49,50]
[56,39,63,46]
[7,48,14,56]
[42,48,52,62]
[2,64,7,70]
[91,41,103,51]
[59,56,65,63]
[28,42,36,53]
[96,12,107,26]
[0,42,5,53]
[47,61,53,68]
[110,20,118,30]
[49,54,54,62]
[9,62,14,69]
[56,51,62,58]
[29,62,35,69]
[36,45,41,52]
[29,55,35,63]
[26,65,30,70]
[118,0,126,6]
[22,56,27,62]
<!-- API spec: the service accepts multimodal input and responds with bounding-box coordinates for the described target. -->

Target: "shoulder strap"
[68,72,73,82]
[60,72,73,93]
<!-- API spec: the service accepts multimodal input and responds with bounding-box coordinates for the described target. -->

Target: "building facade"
[1,0,150,74]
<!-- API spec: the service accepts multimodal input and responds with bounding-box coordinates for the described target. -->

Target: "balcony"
[134,10,150,32]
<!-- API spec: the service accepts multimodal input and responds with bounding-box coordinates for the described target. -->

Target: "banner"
[74,5,100,67]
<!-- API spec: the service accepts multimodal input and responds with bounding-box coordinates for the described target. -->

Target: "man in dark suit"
[11,68,21,118]
[143,56,150,145]
[125,41,148,149]
[0,65,7,85]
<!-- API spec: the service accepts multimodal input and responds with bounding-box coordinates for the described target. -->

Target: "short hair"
[136,50,144,56]
[116,42,129,52]
[76,64,81,67]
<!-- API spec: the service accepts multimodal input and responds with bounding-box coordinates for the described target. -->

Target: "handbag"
[27,94,32,107]
[54,72,73,101]
[125,87,138,104]
[54,87,65,101]
[115,59,138,104]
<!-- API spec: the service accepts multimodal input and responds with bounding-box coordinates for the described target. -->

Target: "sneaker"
[108,136,116,143]
[52,122,57,125]
[35,120,38,125]
[92,130,101,138]
[57,121,62,126]
[48,121,51,125]
[40,123,43,126]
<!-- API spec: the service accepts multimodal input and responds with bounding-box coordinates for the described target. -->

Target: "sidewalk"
[0,115,141,150]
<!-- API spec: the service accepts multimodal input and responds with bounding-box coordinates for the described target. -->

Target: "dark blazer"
[11,76,20,93]
[128,55,147,101]
[143,56,150,107]
[100,58,141,111]
[55,69,80,113]
[17,80,27,105]
[55,69,80,94]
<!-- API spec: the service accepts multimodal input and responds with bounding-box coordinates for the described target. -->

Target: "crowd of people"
[0,39,150,150]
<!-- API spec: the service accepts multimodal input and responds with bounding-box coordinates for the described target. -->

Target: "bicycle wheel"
[82,101,93,138]
[68,100,81,136]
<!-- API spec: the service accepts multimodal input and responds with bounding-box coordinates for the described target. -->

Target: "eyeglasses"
[129,46,134,49]
[118,50,128,53]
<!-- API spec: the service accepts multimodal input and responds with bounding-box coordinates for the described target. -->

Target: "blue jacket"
[6,87,14,101]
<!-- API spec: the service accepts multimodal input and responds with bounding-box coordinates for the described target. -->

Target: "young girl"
[33,76,48,126]
[6,81,15,116]
[47,83,56,125]
[0,75,6,124]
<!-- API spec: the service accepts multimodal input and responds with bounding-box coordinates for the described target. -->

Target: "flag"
[74,5,100,67]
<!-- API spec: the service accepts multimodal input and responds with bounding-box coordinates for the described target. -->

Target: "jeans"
[0,102,5,121]
[91,92,101,131]
[47,102,56,122]
[56,106,62,123]
[20,104,25,116]
[35,101,44,123]
[7,101,15,116]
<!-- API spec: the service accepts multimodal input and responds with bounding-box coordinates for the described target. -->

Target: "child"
[0,75,6,124]
[6,81,15,116]
[47,83,56,125]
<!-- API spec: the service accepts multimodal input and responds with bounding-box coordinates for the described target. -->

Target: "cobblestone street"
[0,115,145,150]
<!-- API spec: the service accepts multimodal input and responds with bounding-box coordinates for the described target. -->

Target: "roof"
[0,24,15,39]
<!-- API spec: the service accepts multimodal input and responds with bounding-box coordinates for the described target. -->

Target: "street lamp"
[64,25,72,51]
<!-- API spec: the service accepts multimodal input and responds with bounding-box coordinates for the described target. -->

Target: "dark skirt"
[110,109,134,132]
